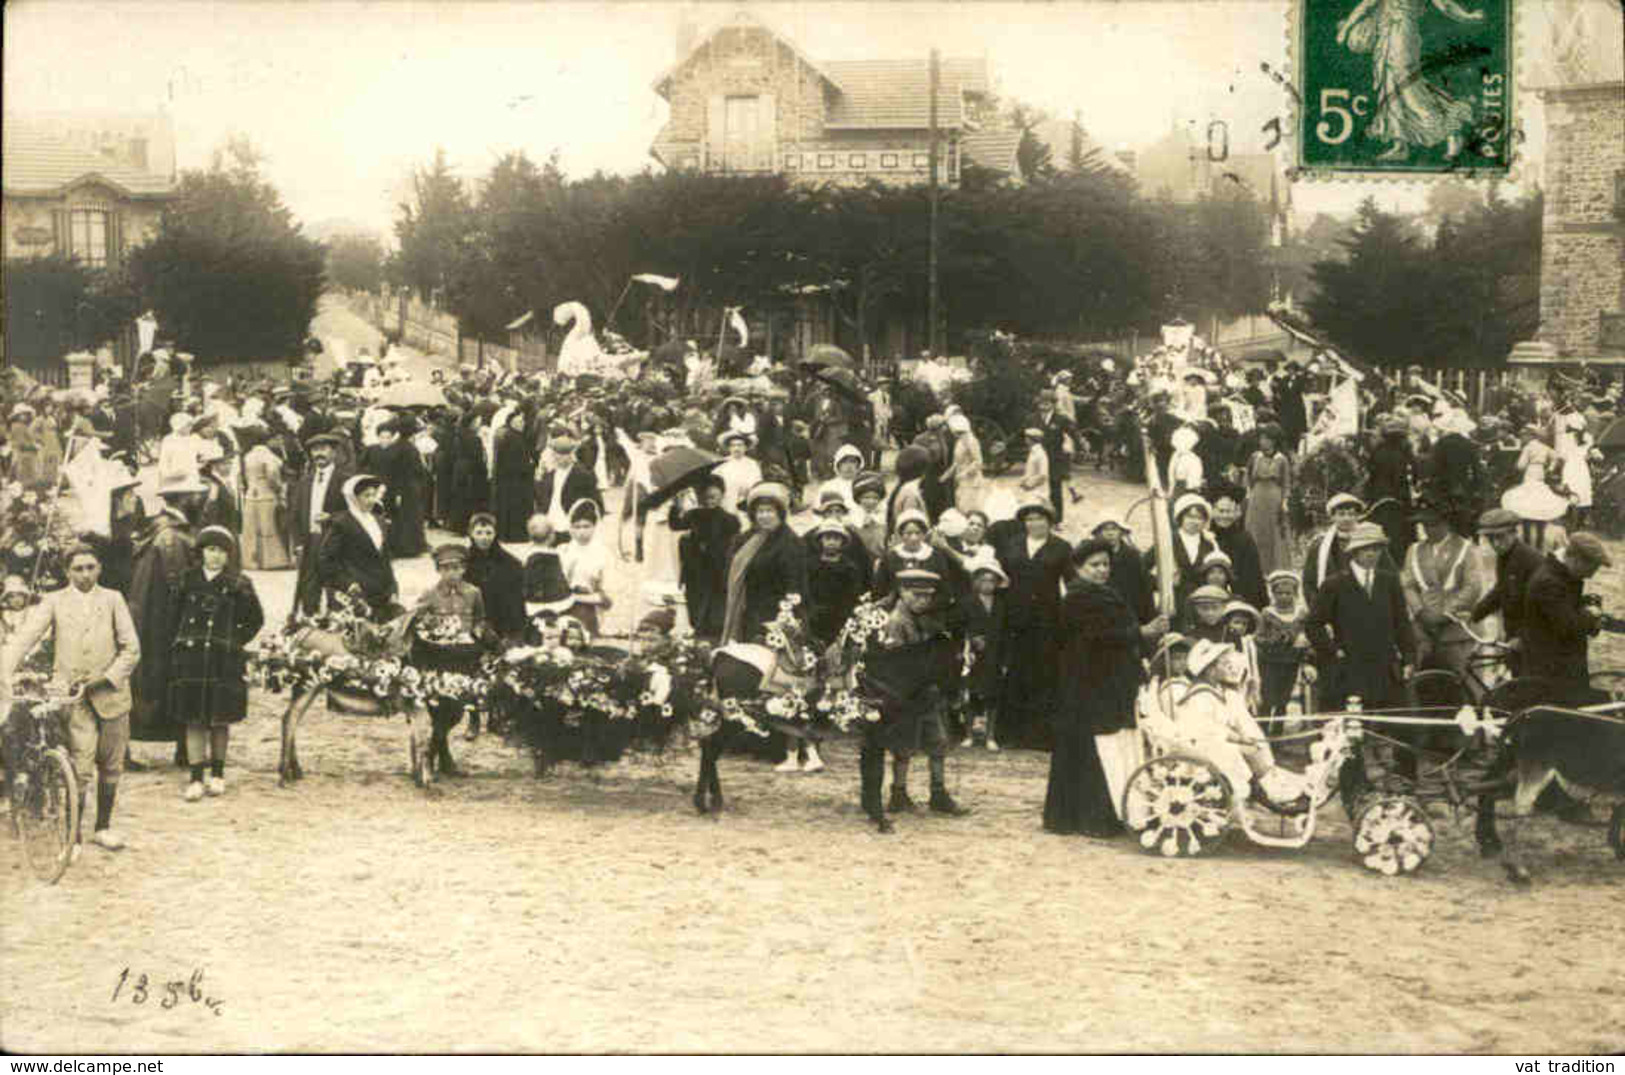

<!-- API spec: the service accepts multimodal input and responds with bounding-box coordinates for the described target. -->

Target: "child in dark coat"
[957,558,1009,750]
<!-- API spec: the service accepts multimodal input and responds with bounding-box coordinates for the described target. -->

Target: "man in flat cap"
[1521,533,1613,688]
[1469,507,1545,673]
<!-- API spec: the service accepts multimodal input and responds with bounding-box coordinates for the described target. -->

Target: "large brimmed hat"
[894,508,931,534]
[1173,493,1211,522]
[1326,492,1365,514]
[1187,639,1230,679]
[548,429,578,454]
[1381,416,1409,435]
[812,519,851,544]
[305,432,344,451]
[1221,600,1261,631]
[1189,584,1230,605]
[1091,514,1132,535]
[719,429,756,449]
[965,555,1009,588]
[1344,522,1388,553]
[568,499,601,525]
[852,472,887,500]
[1266,569,1301,590]
[833,444,864,468]
[745,481,791,515]
[817,488,850,512]
[1015,497,1056,523]
[1199,550,1234,576]
[196,525,236,554]
[1477,507,1519,533]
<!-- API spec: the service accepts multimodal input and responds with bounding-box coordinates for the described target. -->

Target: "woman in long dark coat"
[169,526,265,801]
[720,482,808,646]
[362,418,429,559]
[672,475,741,640]
[995,498,1074,749]
[491,411,536,543]
[1044,538,1141,838]
[446,414,490,534]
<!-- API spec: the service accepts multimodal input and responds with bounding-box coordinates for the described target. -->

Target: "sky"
[5,0,1621,241]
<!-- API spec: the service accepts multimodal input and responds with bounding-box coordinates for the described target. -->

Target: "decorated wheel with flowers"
[1122,754,1234,858]
[1352,794,1434,876]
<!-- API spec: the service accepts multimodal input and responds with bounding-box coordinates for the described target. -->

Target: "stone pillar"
[65,351,97,391]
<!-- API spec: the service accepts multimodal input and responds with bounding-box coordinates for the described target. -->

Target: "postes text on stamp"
[1297,0,1513,176]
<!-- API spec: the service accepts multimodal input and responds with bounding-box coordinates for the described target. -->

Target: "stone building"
[1507,81,1625,377]
[2,112,176,265]
[648,11,1020,187]
[1,113,177,376]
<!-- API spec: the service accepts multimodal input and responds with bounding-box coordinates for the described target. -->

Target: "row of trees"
[1303,189,1542,368]
[383,147,1278,356]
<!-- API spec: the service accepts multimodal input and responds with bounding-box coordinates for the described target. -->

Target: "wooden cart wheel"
[972,418,1011,477]
[1122,754,1233,858]
[1353,794,1434,876]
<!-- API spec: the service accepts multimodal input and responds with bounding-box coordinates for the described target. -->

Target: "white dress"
[1501,442,1570,522]
[1559,429,1595,509]
[715,456,763,526]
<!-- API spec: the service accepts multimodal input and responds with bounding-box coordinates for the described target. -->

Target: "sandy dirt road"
[4,365,1623,1054]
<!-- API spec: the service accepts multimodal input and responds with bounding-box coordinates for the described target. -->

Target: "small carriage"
[1119,683,1438,874]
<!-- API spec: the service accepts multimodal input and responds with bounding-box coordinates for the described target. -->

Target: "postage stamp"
[1296,0,1515,176]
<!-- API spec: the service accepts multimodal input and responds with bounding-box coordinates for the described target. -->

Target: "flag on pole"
[728,308,749,348]
[632,274,681,292]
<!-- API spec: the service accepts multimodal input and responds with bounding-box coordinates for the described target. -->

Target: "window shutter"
[52,209,70,258]
[759,93,777,171]
[109,210,125,266]
[706,94,727,170]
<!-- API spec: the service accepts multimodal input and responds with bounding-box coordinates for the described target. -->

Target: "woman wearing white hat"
[1500,425,1569,549]
[1016,427,1051,514]
[9,404,39,487]
[1555,411,1597,529]
[1166,425,1204,503]
[942,412,986,514]
[715,430,764,528]
[156,411,205,488]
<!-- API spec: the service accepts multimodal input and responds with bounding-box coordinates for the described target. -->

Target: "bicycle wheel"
[14,747,78,884]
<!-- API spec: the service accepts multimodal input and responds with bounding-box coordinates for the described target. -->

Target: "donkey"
[275,612,429,788]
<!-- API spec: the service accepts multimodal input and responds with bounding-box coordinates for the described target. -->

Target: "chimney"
[128,136,149,172]
[676,9,698,62]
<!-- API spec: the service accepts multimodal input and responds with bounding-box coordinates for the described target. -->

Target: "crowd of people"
[0,329,1620,850]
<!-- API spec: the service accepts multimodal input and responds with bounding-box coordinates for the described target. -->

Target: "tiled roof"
[961,128,1023,174]
[821,58,987,130]
[1,127,175,198]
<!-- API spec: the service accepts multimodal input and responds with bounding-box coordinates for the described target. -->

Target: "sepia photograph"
[1,0,1623,1056]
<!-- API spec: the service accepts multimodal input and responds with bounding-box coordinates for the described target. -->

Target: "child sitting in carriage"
[1161,639,1307,811]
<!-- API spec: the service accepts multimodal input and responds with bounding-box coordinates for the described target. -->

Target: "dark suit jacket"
[725,525,809,644]
[289,465,352,546]
[1471,540,1545,642]
[534,464,603,521]
[318,511,398,609]
[1520,556,1594,684]
[1305,567,1418,708]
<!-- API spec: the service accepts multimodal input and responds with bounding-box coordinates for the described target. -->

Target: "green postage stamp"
[1297,0,1514,176]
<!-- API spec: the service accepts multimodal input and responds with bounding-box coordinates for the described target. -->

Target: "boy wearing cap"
[1469,508,1545,668]
[864,569,970,826]
[1520,533,1613,687]
[958,558,1009,750]
[1305,523,1417,712]
[804,491,874,591]
[850,473,888,563]
[1301,492,1396,608]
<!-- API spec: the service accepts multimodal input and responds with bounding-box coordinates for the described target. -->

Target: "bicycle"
[3,690,80,884]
